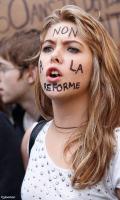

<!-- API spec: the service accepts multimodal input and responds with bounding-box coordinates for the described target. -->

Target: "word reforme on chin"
[44,82,80,91]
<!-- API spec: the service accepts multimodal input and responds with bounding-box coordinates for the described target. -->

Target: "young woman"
[21,5,120,200]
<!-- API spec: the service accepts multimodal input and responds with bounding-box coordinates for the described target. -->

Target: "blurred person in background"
[0,100,24,199]
[0,29,44,141]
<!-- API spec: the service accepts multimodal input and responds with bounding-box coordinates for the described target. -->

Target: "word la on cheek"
[70,60,83,74]
[44,82,80,92]
[53,26,78,37]
[39,60,43,73]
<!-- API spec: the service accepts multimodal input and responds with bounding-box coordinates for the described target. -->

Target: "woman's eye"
[67,47,80,53]
[42,46,53,53]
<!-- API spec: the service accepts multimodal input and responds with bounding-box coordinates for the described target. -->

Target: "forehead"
[44,21,78,40]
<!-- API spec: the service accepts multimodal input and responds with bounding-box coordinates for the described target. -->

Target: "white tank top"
[21,121,120,200]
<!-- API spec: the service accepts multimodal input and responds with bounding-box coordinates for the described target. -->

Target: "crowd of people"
[0,4,120,200]
[0,29,44,198]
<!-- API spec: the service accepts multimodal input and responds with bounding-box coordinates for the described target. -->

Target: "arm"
[21,120,46,169]
[21,126,33,169]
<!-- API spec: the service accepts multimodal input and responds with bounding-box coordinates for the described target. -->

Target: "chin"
[2,97,13,104]
[44,90,62,98]
[44,90,75,102]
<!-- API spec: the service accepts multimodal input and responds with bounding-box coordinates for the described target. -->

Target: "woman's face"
[39,21,93,100]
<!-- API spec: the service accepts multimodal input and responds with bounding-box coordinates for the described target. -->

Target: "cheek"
[6,71,20,80]
[2,75,11,85]
[39,57,50,84]
[78,55,92,76]
[38,55,48,74]
[85,59,93,79]
[69,58,92,86]
[39,68,45,86]
[5,75,19,89]
[7,80,17,90]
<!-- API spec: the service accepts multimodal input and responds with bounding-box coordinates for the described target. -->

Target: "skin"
[40,21,92,126]
[39,21,93,168]
[40,22,93,102]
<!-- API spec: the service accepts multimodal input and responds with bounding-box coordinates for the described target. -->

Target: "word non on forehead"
[53,26,78,37]
[44,82,80,92]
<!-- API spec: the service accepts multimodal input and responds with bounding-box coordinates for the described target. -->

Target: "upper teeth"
[51,71,59,75]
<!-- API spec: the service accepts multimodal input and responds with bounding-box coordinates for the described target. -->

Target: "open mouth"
[46,67,62,83]
[50,70,61,78]
[47,68,62,78]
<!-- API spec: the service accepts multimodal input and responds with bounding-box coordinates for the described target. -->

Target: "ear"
[26,65,37,84]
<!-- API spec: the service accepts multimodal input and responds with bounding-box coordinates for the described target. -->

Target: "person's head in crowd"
[36,5,120,189]
[0,29,40,127]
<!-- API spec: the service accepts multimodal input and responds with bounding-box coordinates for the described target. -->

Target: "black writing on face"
[61,26,68,34]
[70,60,83,74]
[39,60,43,73]
[53,26,61,36]
[44,82,80,92]
[77,64,83,74]
[68,27,78,37]
[53,26,78,37]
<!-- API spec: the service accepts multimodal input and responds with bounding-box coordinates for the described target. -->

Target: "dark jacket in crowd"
[0,112,25,199]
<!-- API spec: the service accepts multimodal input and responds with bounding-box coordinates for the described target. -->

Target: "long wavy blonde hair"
[35,5,120,189]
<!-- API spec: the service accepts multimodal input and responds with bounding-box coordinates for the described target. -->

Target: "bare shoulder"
[21,123,37,169]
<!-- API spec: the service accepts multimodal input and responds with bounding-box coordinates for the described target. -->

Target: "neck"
[52,93,89,128]
[52,119,86,135]
[18,91,40,121]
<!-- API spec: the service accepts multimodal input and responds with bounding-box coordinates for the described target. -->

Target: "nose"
[50,48,63,64]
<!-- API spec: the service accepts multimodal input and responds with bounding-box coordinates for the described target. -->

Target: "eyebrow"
[42,39,84,47]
